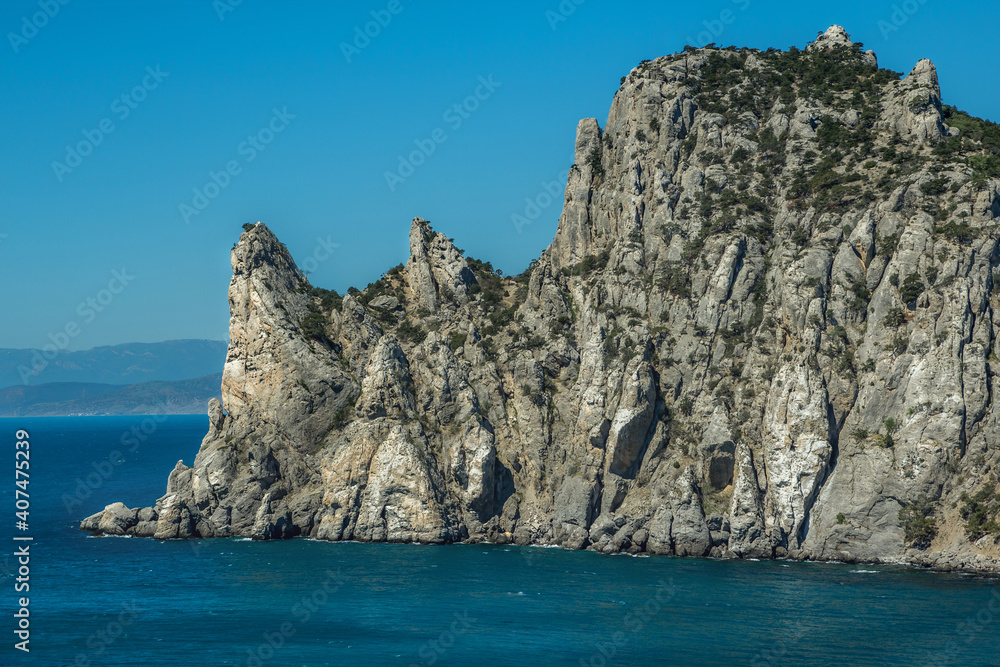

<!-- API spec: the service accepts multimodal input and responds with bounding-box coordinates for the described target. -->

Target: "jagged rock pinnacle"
[808,24,855,50]
[807,24,877,67]
[405,217,475,312]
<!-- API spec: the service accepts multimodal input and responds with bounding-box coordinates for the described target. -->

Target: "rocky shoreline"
[81,498,1000,576]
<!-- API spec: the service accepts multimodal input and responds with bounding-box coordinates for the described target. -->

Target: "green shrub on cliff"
[397,319,427,344]
[960,484,1000,540]
[899,499,937,548]
[900,273,924,304]
[300,312,327,341]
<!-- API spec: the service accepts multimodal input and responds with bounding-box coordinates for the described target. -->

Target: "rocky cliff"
[84,26,1000,573]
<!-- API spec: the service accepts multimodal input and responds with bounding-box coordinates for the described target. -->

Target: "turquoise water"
[2,415,999,666]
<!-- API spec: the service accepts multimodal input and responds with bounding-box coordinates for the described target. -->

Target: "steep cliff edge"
[84,26,1000,572]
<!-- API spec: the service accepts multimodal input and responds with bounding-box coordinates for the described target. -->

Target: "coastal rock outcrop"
[83,26,1000,573]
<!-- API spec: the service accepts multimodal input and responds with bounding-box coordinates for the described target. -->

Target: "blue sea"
[1,415,999,666]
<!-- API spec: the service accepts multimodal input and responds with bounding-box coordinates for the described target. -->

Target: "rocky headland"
[83,26,1000,573]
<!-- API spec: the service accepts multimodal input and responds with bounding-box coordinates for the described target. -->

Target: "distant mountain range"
[0,339,227,388]
[0,373,222,417]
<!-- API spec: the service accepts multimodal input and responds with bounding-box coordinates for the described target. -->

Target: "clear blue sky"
[1,0,996,350]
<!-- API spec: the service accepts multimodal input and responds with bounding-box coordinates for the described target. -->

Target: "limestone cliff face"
[84,26,1000,572]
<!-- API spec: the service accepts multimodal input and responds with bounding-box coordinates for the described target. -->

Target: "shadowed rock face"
[83,26,1000,573]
